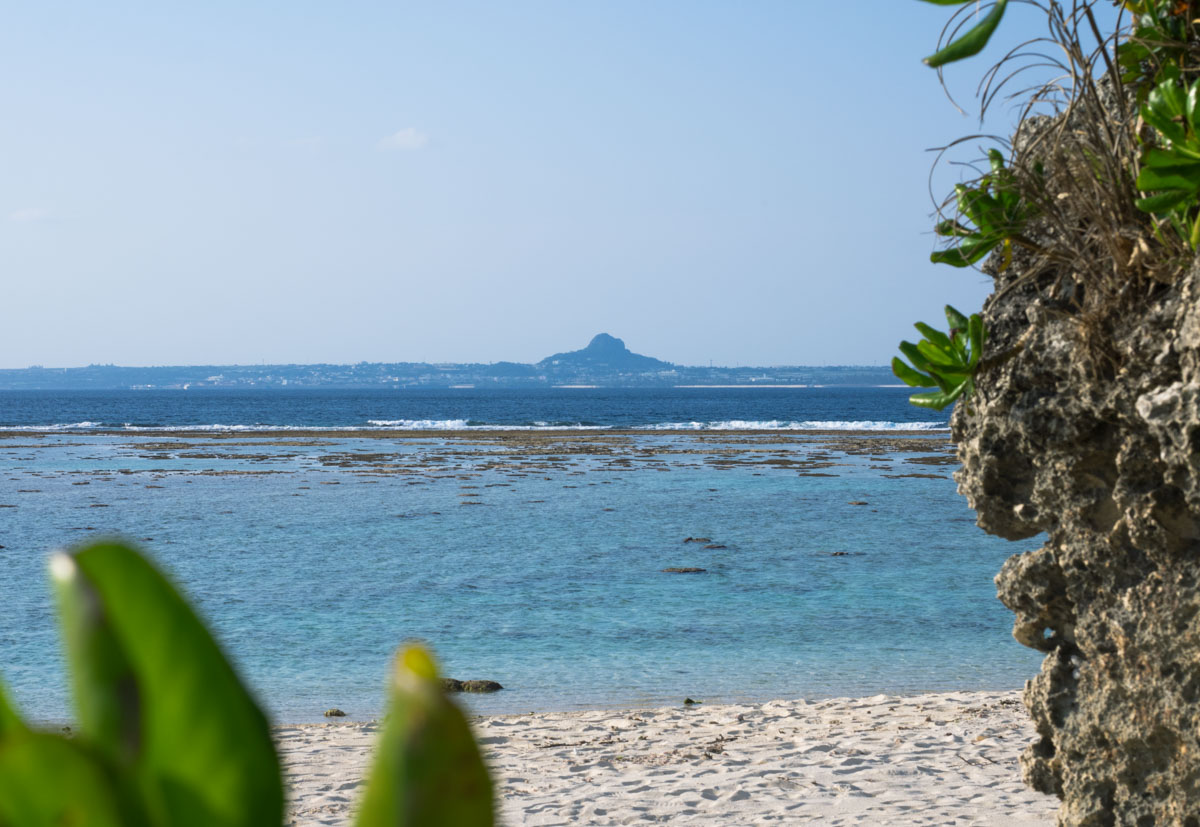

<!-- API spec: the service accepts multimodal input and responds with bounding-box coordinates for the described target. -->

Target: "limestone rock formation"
[953,254,1200,824]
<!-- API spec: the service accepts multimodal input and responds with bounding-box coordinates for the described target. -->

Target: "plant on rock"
[893,306,986,411]
[1135,73,1200,247]
[932,149,1040,270]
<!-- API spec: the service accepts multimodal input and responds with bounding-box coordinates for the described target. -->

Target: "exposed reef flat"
[0,430,954,482]
[281,689,1054,826]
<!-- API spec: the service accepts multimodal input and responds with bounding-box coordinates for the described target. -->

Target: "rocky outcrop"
[953,250,1200,823]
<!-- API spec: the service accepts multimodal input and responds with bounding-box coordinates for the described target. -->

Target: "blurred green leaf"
[356,645,494,827]
[914,322,955,354]
[892,357,938,387]
[52,543,283,827]
[1136,190,1194,213]
[945,305,970,332]
[922,0,1009,68]
[0,680,23,741]
[52,554,141,769]
[0,731,149,827]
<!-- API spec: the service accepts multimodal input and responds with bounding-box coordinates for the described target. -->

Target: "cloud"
[378,127,429,151]
[9,207,49,222]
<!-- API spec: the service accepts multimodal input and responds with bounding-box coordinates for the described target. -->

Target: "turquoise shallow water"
[0,430,1042,723]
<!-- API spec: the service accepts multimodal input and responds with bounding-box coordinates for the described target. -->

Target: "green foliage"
[1136,73,1200,247]
[356,647,495,826]
[0,542,495,827]
[919,0,1009,68]
[932,149,1039,269]
[1117,1,1197,95]
[892,306,986,410]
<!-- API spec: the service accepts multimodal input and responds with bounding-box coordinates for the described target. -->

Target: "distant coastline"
[0,333,896,391]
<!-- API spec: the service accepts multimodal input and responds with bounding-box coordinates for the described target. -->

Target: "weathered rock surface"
[953,250,1200,824]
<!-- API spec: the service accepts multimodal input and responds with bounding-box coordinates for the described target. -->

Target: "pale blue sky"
[0,2,1104,368]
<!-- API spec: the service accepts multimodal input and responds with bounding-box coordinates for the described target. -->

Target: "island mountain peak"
[537,334,673,372]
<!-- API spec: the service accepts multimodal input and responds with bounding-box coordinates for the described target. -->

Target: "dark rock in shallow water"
[323,708,346,717]
[682,537,711,543]
[830,551,849,557]
[702,544,727,550]
[462,680,503,693]
[662,567,706,573]
[442,678,503,693]
[847,501,869,506]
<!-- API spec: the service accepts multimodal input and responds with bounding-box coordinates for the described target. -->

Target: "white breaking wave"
[0,421,102,431]
[367,419,471,429]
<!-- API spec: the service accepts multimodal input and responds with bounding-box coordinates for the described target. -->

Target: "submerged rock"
[442,678,503,693]
[462,680,503,693]
[662,567,706,573]
[682,537,712,543]
[323,708,346,717]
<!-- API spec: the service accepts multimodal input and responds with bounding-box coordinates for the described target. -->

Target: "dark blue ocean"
[0,388,1040,724]
[0,387,945,432]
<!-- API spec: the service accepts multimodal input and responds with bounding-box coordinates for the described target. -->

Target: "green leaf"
[958,187,1002,231]
[1188,79,1200,135]
[930,235,999,266]
[917,340,963,369]
[934,218,974,237]
[1144,84,1188,146]
[898,341,933,372]
[53,556,142,769]
[52,544,283,827]
[1137,168,1200,193]
[944,305,970,333]
[0,680,24,741]
[914,322,955,354]
[909,389,955,410]
[1136,152,1200,192]
[1136,190,1194,213]
[924,0,1008,68]
[356,646,495,827]
[891,357,937,388]
[910,379,969,410]
[1142,147,1200,172]
[987,149,1005,176]
[968,315,984,366]
[0,732,150,827]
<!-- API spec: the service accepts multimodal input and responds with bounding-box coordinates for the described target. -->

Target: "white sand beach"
[281,689,1055,825]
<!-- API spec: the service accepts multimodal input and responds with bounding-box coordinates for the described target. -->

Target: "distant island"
[0,334,897,390]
